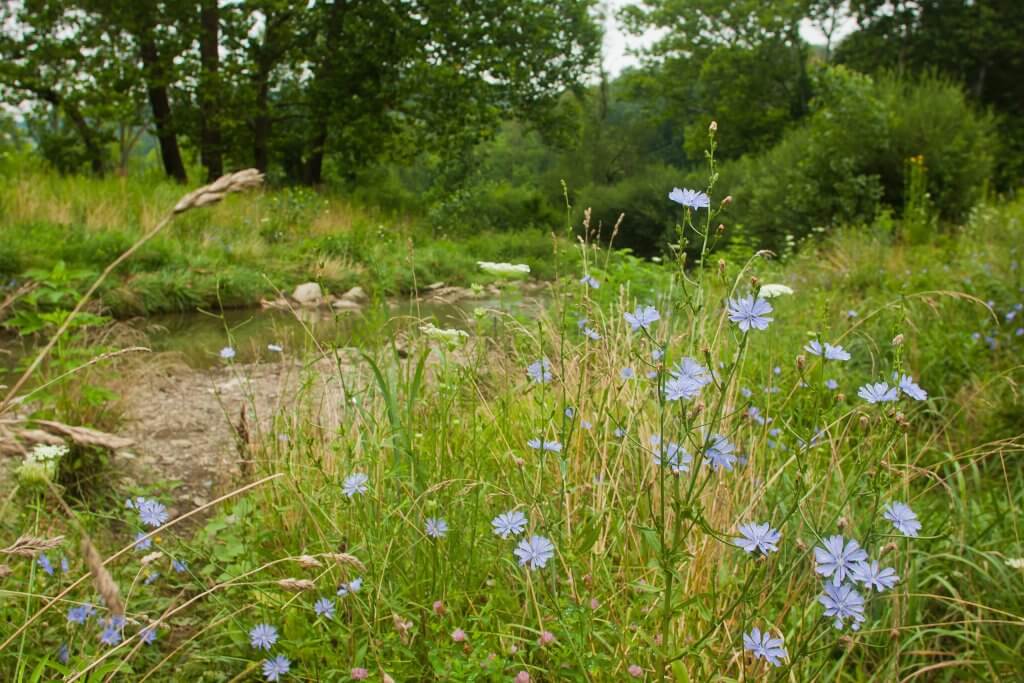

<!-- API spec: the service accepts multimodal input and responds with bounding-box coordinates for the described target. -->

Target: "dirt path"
[114,354,351,517]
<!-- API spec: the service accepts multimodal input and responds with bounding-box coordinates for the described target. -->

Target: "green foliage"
[718,66,996,249]
[575,163,688,255]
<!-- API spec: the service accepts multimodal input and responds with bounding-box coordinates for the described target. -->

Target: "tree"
[837,0,1024,182]
[620,0,813,162]
[0,3,113,174]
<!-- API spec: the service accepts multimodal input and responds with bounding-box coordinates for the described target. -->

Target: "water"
[1,294,542,374]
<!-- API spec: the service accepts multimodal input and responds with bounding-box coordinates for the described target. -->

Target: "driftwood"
[0,418,133,456]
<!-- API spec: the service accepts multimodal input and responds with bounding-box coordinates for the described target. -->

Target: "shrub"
[719,67,997,250]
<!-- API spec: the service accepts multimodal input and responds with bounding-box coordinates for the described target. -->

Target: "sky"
[601,0,857,76]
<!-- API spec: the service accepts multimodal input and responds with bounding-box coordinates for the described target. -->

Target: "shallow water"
[1,294,540,374]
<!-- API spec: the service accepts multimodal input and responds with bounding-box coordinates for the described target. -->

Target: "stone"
[340,286,368,304]
[292,282,323,306]
[332,299,362,312]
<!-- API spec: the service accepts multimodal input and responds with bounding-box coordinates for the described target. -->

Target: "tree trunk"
[139,35,187,183]
[253,70,271,173]
[303,122,328,186]
[199,0,223,181]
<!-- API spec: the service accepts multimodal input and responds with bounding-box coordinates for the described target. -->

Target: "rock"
[260,297,290,310]
[332,299,362,312]
[340,286,368,304]
[292,282,323,306]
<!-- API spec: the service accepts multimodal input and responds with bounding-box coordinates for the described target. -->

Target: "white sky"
[601,0,857,76]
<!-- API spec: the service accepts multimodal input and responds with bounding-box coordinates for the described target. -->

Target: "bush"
[575,163,696,256]
[719,67,997,249]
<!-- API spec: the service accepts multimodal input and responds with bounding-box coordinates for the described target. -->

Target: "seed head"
[173,169,264,214]
[296,555,322,569]
[1,535,65,558]
[277,578,316,592]
[82,539,124,618]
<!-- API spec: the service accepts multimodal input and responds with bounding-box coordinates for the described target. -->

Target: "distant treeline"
[1,1,1021,256]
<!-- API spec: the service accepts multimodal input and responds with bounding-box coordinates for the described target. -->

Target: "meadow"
[1,134,1022,682]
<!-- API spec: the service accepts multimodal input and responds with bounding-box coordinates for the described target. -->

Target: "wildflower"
[819,583,866,630]
[172,559,188,573]
[37,553,54,576]
[342,472,369,498]
[140,626,158,644]
[883,501,921,537]
[515,672,531,683]
[58,643,69,664]
[478,261,530,278]
[664,375,703,401]
[134,532,152,551]
[671,357,712,386]
[219,346,236,360]
[851,560,899,592]
[846,310,858,319]
[726,296,774,332]
[514,535,556,570]
[668,187,710,210]
[99,624,122,646]
[653,442,692,474]
[825,379,839,390]
[527,438,562,453]
[420,323,470,348]
[580,274,600,289]
[651,348,664,361]
[67,604,95,624]
[262,655,291,682]
[620,367,635,380]
[581,419,592,429]
[759,283,794,298]
[268,344,283,352]
[804,340,851,361]
[351,668,369,681]
[433,600,446,616]
[348,577,363,593]
[312,596,336,619]
[624,305,660,331]
[451,628,467,642]
[144,572,160,585]
[704,434,737,471]
[814,535,868,586]
[425,518,448,539]
[137,499,169,528]
[743,627,787,666]
[746,406,767,425]
[538,630,556,646]
[735,523,781,555]
[583,327,601,341]
[492,511,528,539]
[740,386,752,398]
[858,382,898,404]
[526,358,552,384]
[897,374,927,401]
[628,664,644,678]
[249,623,278,651]
[60,556,69,572]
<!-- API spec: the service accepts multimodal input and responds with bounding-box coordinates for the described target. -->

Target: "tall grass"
[1,136,1022,681]
[0,171,562,316]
